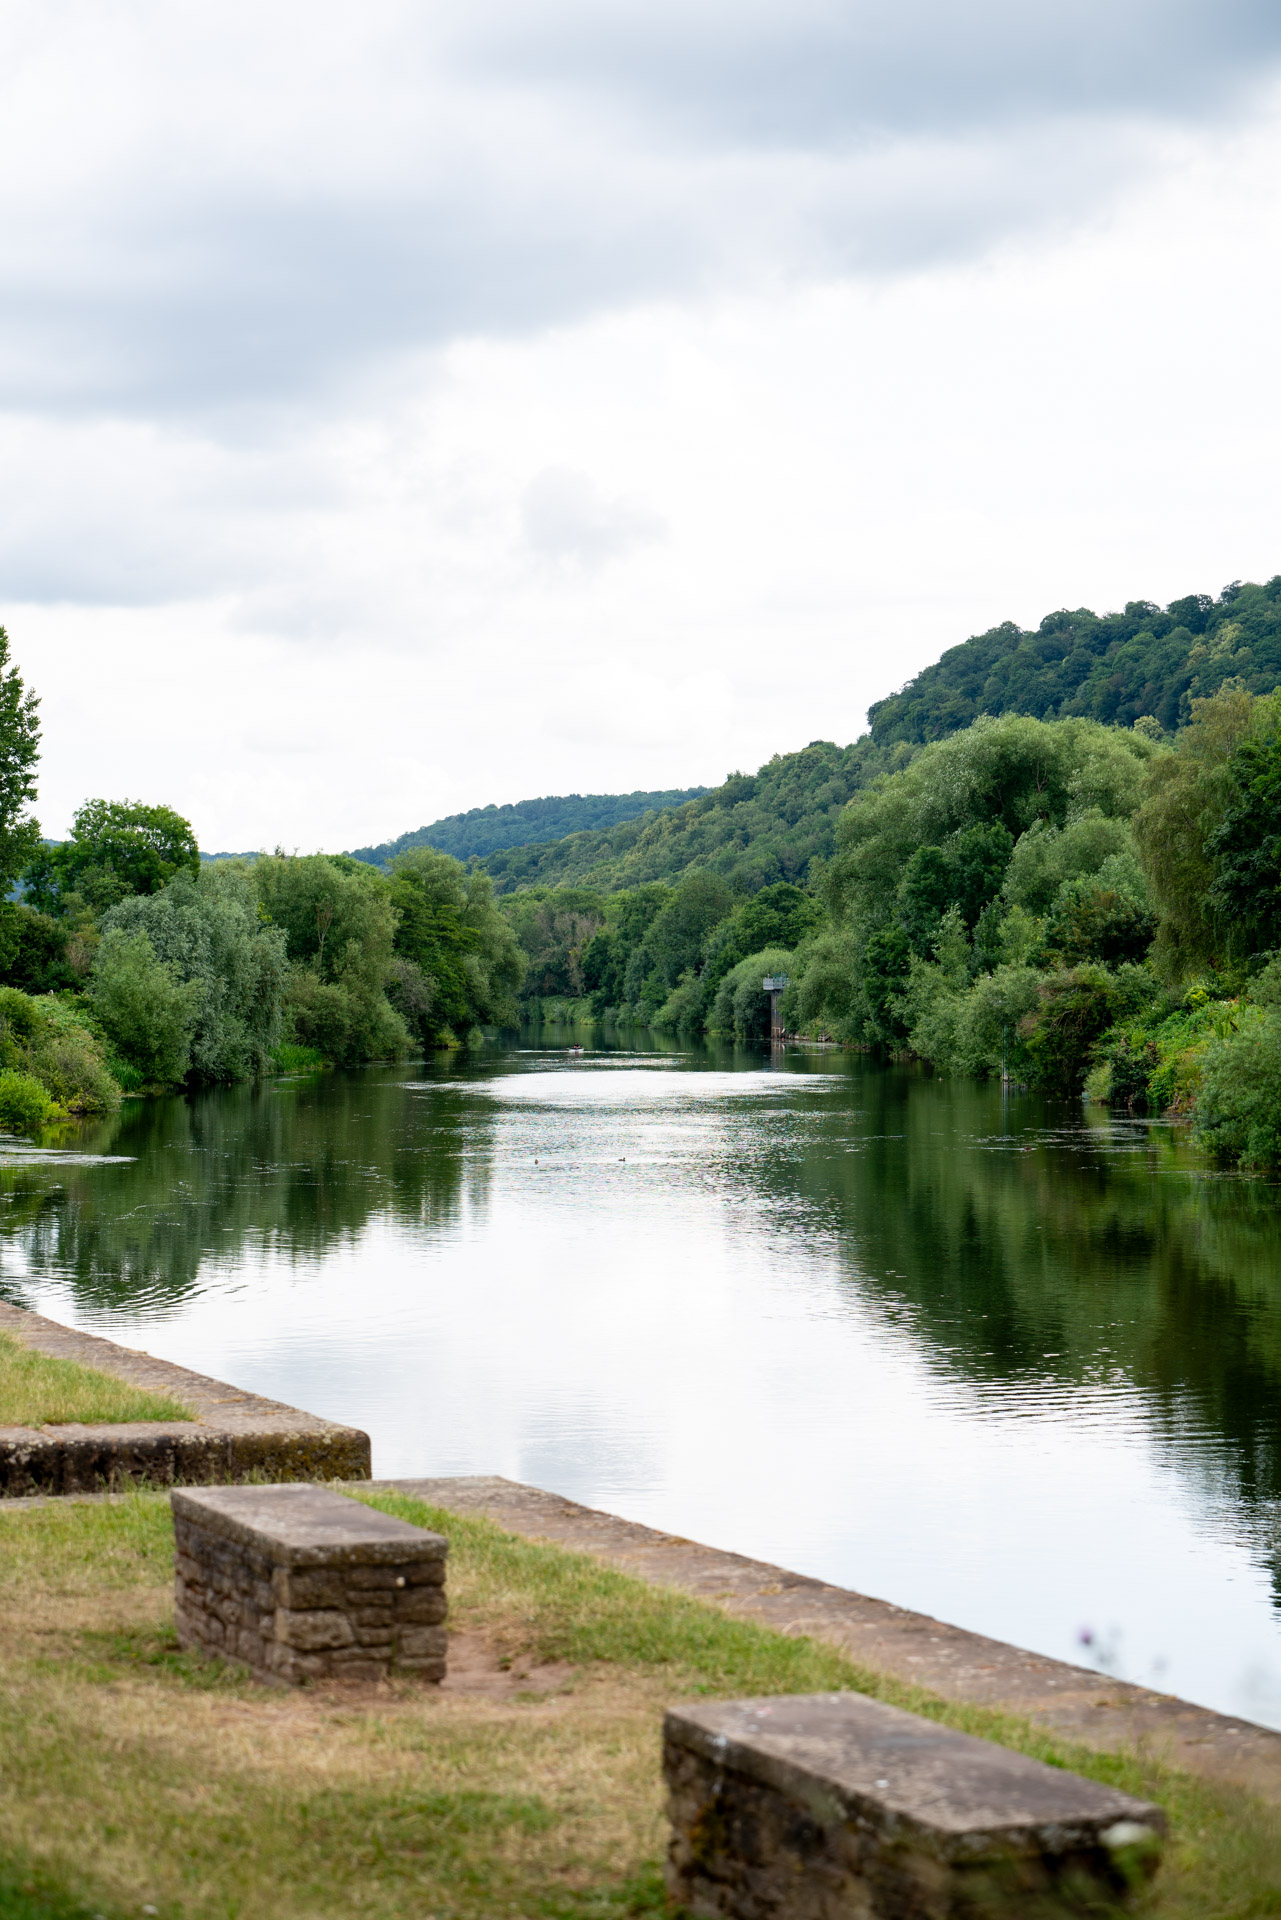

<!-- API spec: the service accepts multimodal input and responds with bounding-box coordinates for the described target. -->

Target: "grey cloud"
[0,1,1278,429]
[522,468,667,566]
[454,0,1281,143]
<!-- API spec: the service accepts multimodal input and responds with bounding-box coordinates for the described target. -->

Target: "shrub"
[651,972,708,1034]
[0,1068,58,1133]
[270,1041,325,1072]
[1194,1006,1281,1169]
[0,987,122,1114]
[951,963,1043,1079]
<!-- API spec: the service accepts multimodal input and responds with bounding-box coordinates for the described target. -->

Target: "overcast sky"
[3,2,1281,850]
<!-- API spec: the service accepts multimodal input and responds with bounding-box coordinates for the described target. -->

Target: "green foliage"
[255,853,408,1067]
[1133,683,1257,978]
[707,947,794,1039]
[1194,1006,1281,1170]
[0,903,77,994]
[1001,810,1139,915]
[1041,866,1155,967]
[1018,966,1131,1093]
[824,713,1157,931]
[87,929,199,1088]
[389,848,524,1045]
[1204,692,1281,957]
[483,740,878,896]
[0,1069,57,1134]
[503,887,606,1001]
[100,865,289,1083]
[347,786,709,868]
[270,1041,325,1072]
[0,987,121,1115]
[868,576,1281,744]
[781,931,867,1042]
[0,628,42,895]
[24,798,199,917]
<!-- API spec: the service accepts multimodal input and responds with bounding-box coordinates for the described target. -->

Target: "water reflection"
[0,1068,487,1314]
[3,1034,1281,1726]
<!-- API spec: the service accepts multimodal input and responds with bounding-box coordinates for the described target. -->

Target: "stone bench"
[172,1484,447,1685]
[664,1693,1165,1918]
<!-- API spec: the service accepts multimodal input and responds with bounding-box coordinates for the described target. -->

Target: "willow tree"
[1133,684,1256,978]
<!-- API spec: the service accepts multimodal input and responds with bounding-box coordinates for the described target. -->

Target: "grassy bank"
[0,1490,1277,1919]
[0,1332,191,1427]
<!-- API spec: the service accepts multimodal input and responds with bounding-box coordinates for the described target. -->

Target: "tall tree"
[24,798,199,914]
[0,627,42,892]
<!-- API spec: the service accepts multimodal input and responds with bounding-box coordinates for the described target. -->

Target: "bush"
[0,1068,58,1133]
[951,964,1042,1079]
[270,1041,325,1072]
[0,902,77,992]
[651,972,708,1034]
[87,928,199,1087]
[0,987,122,1114]
[1194,1007,1281,1169]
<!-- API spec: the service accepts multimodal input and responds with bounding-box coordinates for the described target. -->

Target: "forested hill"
[871,568,1281,741]
[348,786,708,868]
[868,576,1281,745]
[481,741,876,895]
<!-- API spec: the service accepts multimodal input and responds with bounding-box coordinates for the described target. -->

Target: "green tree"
[254,853,407,1066]
[87,928,200,1087]
[100,864,289,1082]
[1134,684,1257,978]
[389,847,524,1043]
[24,798,199,916]
[0,626,43,892]
[1204,693,1281,958]
[825,714,1157,929]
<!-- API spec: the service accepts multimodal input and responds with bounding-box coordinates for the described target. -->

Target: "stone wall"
[664,1693,1165,1919]
[172,1484,447,1684]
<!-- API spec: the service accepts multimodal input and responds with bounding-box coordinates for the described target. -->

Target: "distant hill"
[868,576,1281,745]
[479,741,879,895]
[346,787,709,869]
[473,574,1281,899]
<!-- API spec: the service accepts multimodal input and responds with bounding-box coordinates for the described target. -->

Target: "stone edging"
[383,1475,1281,1807]
[0,1303,370,1494]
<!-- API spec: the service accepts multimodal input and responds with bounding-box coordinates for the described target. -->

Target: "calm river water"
[3,1033,1281,1730]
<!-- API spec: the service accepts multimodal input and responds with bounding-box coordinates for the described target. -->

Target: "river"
[3,1032,1280,1731]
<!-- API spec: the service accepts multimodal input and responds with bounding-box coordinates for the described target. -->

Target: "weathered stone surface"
[172,1484,448,1685]
[389,1475,1281,1808]
[665,1693,1165,1919]
[0,1303,370,1495]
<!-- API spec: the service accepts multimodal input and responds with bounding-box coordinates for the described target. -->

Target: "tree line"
[503,681,1281,1172]
[0,627,522,1130]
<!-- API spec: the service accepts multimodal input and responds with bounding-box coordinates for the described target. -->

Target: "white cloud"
[1,8,1280,849]
[521,468,666,566]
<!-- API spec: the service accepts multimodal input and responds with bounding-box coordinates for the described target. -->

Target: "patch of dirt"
[438,1628,575,1700]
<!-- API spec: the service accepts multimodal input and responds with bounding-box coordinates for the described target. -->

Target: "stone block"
[275,1608,356,1651]
[172,1484,448,1686]
[664,1694,1165,1919]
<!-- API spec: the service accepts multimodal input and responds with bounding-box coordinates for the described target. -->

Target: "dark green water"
[2,1032,1280,1727]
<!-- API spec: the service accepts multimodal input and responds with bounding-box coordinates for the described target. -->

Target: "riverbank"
[0,1304,370,1494]
[1,1487,1278,1920]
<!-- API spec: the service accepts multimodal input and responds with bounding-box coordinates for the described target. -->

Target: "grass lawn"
[0,1489,1277,1920]
[0,1332,191,1428]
